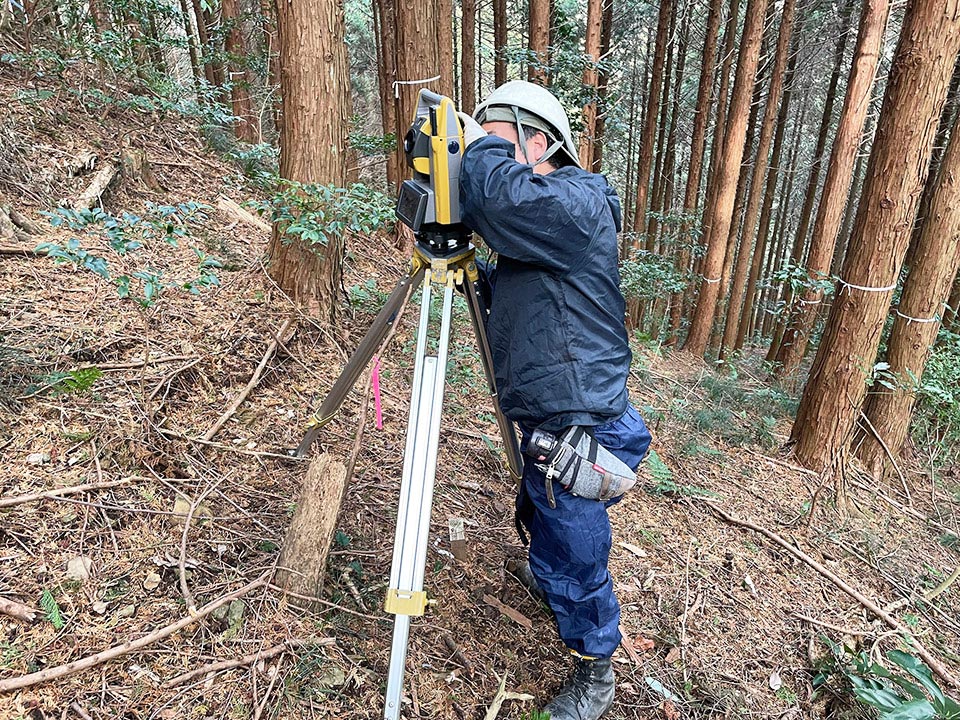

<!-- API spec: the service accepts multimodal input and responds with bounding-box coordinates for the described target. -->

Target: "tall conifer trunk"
[791,0,960,472]
[683,0,769,357]
[858,117,960,474]
[267,0,352,324]
[669,0,723,343]
[775,0,890,378]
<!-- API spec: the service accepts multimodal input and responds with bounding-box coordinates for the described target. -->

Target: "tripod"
[295,231,523,720]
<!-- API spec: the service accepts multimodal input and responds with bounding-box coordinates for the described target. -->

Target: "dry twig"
[705,501,959,688]
[0,478,135,509]
[0,573,271,693]
[203,317,296,441]
[162,639,332,688]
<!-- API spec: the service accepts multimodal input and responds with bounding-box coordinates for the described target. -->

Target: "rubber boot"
[543,657,615,720]
[505,558,548,604]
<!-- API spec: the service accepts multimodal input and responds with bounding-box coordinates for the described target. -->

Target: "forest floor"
[1,61,959,720]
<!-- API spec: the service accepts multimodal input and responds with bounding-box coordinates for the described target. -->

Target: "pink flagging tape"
[372,357,383,430]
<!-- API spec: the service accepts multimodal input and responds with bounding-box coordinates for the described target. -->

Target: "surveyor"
[456,81,652,720]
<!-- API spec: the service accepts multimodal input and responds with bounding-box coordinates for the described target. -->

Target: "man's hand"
[458,112,486,148]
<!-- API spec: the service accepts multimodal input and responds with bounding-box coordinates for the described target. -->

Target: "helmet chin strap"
[511,106,564,168]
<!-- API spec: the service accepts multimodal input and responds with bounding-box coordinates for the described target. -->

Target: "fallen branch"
[442,632,474,677]
[482,594,532,629]
[0,478,134,509]
[162,638,332,688]
[73,162,117,210]
[704,501,958,688]
[157,427,304,461]
[203,318,296,441]
[0,573,270,693]
[0,597,36,623]
[0,245,45,256]
[218,197,272,234]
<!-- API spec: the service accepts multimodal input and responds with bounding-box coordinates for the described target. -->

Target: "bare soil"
[1,63,958,720]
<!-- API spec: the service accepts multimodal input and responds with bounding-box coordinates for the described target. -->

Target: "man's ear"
[531,131,550,164]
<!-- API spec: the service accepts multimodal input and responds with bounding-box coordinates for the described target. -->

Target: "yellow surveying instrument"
[295,90,523,720]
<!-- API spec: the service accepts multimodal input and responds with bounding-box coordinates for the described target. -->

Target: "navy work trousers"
[517,403,651,659]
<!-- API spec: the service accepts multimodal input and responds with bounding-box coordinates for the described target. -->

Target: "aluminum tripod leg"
[383,269,456,720]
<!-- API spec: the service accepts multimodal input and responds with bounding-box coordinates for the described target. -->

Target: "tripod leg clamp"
[384,589,429,616]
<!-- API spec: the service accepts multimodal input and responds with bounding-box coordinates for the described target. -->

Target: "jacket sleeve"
[459,136,608,272]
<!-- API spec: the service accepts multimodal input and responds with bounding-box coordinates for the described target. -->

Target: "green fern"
[40,589,64,629]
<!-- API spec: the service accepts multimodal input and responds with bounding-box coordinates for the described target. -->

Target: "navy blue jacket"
[460,135,631,433]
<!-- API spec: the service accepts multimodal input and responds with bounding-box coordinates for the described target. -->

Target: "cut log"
[218,196,272,233]
[73,163,118,210]
[276,454,348,609]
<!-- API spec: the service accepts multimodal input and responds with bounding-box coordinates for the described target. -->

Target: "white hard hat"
[473,81,580,168]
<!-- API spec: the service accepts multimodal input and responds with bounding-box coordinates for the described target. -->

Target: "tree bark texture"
[461,0,477,112]
[578,0,605,168]
[858,117,960,473]
[528,0,550,84]
[374,0,400,186]
[905,54,960,269]
[775,0,890,378]
[222,0,258,142]
[669,0,723,343]
[437,0,454,97]
[719,0,797,357]
[268,0,352,322]
[791,0,960,471]
[630,0,673,237]
[683,0,769,357]
[590,0,615,173]
[494,0,507,86]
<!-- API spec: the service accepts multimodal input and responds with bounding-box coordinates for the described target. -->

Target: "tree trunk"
[222,0,258,142]
[528,0,549,84]
[393,0,442,179]
[630,0,673,237]
[945,270,960,329]
[646,3,676,249]
[177,0,202,89]
[736,41,799,350]
[759,94,808,339]
[590,0,615,173]
[436,0,454,97]
[494,0,507,86]
[668,0,722,344]
[683,0,769,357]
[578,0,604,168]
[719,0,797,358]
[374,0,400,187]
[769,0,855,360]
[791,0,960,472]
[688,0,741,303]
[858,116,960,474]
[268,0,352,323]
[711,72,764,357]
[775,0,890,379]
[905,54,960,270]
[461,0,477,112]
